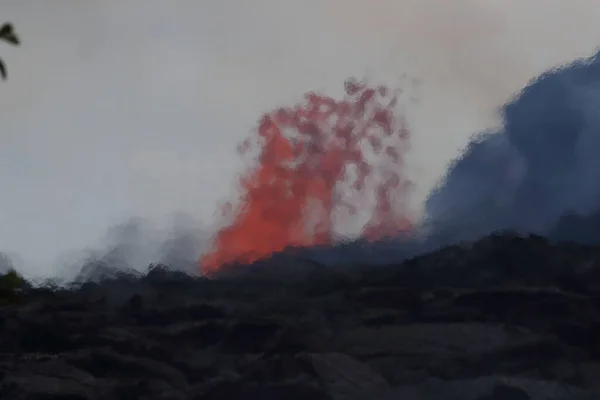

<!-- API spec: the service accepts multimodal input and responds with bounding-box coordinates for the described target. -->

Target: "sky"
[1,0,600,277]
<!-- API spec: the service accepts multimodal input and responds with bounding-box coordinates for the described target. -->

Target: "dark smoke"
[426,48,600,240]
[298,47,600,267]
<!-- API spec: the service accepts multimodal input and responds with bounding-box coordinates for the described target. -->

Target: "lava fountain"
[200,78,414,275]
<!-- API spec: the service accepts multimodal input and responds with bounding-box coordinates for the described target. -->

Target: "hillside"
[0,233,600,399]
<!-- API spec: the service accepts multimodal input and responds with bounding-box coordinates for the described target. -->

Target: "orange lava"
[201,78,414,275]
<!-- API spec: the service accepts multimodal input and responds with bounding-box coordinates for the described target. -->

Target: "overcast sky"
[1,0,600,277]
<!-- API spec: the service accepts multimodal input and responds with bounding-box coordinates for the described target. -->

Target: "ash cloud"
[425,50,600,242]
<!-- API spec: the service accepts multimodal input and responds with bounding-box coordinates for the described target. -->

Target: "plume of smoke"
[297,45,600,267]
[48,213,210,283]
[425,50,600,240]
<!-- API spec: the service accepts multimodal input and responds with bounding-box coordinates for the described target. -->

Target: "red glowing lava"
[200,78,413,275]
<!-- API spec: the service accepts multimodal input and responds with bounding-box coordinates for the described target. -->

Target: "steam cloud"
[47,214,210,284]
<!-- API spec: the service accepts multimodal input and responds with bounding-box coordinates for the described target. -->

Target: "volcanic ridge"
[1,231,600,399]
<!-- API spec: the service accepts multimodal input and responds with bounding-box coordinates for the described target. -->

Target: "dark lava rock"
[199,380,332,400]
[476,383,531,400]
[222,319,284,353]
[1,233,600,398]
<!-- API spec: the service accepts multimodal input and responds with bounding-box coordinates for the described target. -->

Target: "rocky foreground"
[2,233,600,399]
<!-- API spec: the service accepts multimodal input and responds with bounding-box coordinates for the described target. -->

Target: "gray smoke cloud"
[49,213,211,283]
[306,47,600,267]
[425,49,600,241]
[2,1,600,277]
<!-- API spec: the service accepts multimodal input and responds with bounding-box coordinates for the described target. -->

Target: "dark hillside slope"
[1,233,600,399]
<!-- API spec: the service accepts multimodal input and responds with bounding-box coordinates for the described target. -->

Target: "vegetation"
[0,269,28,305]
[0,22,19,80]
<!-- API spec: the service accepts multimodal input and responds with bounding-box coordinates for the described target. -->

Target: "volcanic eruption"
[200,78,414,274]
[200,45,600,275]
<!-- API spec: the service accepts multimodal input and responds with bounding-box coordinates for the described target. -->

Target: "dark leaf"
[0,59,6,80]
[0,23,19,46]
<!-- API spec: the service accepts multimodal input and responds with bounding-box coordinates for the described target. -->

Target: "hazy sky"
[2,0,600,276]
